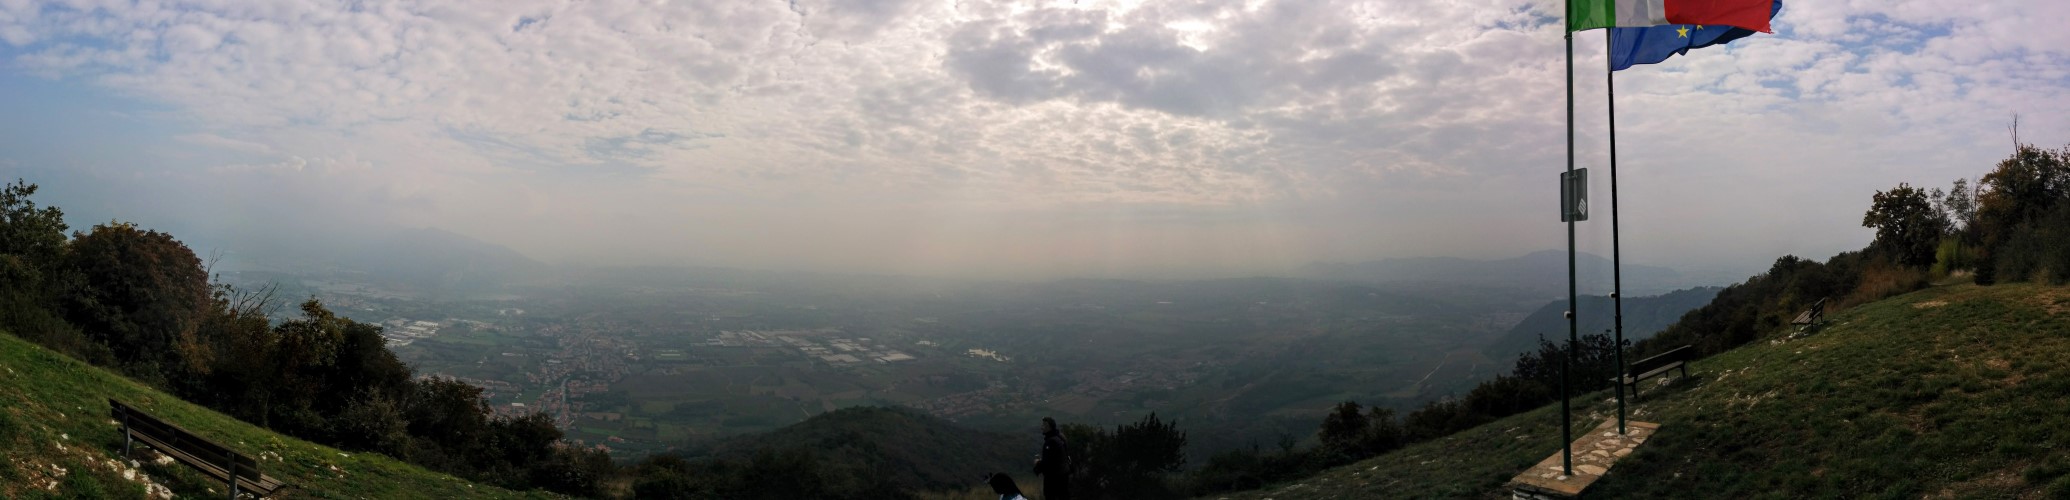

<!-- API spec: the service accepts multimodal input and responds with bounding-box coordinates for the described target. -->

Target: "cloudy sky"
[2,0,2066,280]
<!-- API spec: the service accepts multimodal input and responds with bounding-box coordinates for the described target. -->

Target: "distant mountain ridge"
[1302,250,1696,296]
[1481,286,1723,361]
[339,226,545,291]
[211,223,545,294]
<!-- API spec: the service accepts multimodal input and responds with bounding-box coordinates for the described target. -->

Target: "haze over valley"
[206,230,1726,460]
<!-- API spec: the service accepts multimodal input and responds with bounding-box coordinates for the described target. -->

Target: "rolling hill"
[696,406,1029,492]
[1211,282,2070,498]
[0,330,545,499]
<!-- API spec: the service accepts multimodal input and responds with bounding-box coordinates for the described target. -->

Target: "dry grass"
[1840,260,1929,310]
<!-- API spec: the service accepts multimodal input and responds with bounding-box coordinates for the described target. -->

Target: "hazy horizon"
[5,0,2067,280]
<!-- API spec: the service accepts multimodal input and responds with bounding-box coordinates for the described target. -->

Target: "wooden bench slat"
[1614,346,1692,397]
[110,399,290,498]
[1793,298,1829,326]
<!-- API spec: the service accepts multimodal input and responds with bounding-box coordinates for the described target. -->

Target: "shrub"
[1844,257,1929,309]
[1929,237,1979,278]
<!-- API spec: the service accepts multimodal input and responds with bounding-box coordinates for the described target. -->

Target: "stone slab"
[1506,420,1660,498]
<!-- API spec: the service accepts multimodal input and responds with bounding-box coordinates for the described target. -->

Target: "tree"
[1068,413,1189,499]
[1976,145,2070,248]
[1944,178,1979,239]
[1317,401,1368,455]
[0,179,69,279]
[62,222,212,380]
[1862,183,1949,268]
[1106,412,1188,475]
[0,180,99,359]
[1363,406,1404,454]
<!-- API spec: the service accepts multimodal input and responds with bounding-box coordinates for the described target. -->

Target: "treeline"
[0,180,611,496]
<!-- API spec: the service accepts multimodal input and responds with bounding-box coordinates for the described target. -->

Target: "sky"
[1,0,2067,281]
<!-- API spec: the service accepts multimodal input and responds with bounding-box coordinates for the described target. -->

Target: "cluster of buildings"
[787,335,916,365]
[706,329,919,365]
[380,318,443,347]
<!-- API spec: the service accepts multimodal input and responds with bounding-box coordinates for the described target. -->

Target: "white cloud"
[176,133,274,155]
[1,0,2067,276]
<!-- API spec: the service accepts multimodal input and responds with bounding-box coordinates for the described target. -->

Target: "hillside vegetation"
[0,329,549,499]
[1210,282,2070,498]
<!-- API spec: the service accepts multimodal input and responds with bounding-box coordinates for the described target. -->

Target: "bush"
[1992,203,2070,285]
[335,391,410,456]
[1929,237,1979,278]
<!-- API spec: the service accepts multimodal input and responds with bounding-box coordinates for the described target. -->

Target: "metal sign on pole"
[1560,18,1579,477]
[1561,169,1589,222]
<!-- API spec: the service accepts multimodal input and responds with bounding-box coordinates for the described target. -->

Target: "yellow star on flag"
[1676,26,1690,37]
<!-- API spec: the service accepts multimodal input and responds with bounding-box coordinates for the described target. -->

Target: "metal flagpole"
[1561,10,1577,478]
[1607,30,1628,436]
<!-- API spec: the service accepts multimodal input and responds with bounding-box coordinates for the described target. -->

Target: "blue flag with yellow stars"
[1609,0,1781,71]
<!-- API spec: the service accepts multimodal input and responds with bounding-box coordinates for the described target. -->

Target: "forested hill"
[1481,287,1722,361]
[709,407,1026,490]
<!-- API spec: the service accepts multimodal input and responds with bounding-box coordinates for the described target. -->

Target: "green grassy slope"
[0,330,554,499]
[1210,283,2070,499]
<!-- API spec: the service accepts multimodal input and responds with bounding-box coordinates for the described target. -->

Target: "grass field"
[0,330,551,499]
[1211,282,2070,499]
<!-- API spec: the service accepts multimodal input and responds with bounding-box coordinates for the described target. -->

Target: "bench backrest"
[109,399,262,476]
[1628,345,1692,375]
[1810,297,1828,315]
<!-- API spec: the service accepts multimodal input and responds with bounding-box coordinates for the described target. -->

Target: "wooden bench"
[1613,345,1692,394]
[110,399,289,498]
[1791,297,1828,334]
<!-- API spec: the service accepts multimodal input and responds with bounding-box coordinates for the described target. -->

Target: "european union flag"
[1609,0,1781,71]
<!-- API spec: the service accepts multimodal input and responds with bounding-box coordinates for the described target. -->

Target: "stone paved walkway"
[1506,419,1659,498]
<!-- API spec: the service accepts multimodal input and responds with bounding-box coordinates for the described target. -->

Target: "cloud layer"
[2,0,2067,278]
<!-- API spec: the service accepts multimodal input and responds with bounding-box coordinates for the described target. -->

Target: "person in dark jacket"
[1033,417,1070,500]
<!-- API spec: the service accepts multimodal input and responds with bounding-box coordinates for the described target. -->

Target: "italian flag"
[1569,0,1775,33]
